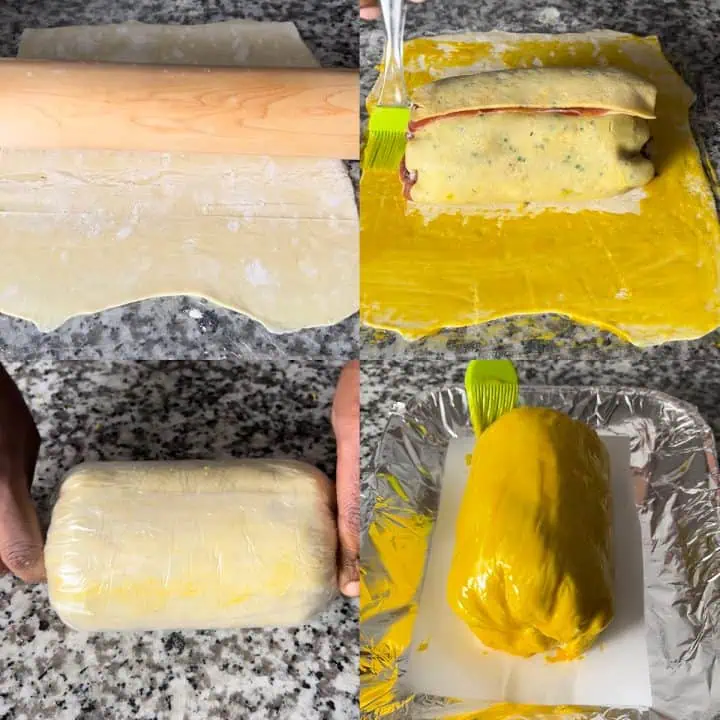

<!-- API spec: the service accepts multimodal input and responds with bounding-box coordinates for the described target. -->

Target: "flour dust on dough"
[0,20,358,332]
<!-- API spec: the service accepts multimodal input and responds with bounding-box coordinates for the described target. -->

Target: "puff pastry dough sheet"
[410,67,657,120]
[46,460,337,631]
[0,20,358,332]
[361,32,720,346]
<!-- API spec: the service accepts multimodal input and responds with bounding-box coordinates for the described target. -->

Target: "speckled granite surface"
[0,1,358,361]
[360,0,720,356]
[0,359,358,720]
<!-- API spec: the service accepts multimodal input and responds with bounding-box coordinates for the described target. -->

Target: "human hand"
[332,360,360,597]
[0,365,43,583]
[360,0,427,21]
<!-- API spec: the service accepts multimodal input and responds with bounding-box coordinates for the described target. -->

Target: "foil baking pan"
[361,386,720,720]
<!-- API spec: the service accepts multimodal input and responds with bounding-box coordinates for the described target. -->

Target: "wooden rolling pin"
[0,59,359,159]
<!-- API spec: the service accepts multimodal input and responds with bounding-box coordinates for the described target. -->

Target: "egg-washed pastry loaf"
[447,406,613,661]
[403,67,657,204]
[45,459,338,632]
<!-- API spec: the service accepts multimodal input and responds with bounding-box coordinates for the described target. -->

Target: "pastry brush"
[465,360,519,436]
[364,0,411,170]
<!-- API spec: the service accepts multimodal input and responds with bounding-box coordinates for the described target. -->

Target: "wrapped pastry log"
[447,407,613,660]
[403,67,657,204]
[45,460,337,631]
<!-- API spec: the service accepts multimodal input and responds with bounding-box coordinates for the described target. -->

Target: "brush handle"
[0,59,359,159]
[377,0,408,107]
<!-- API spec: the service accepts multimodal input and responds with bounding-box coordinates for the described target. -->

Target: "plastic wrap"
[405,68,657,205]
[360,386,720,720]
[46,459,338,632]
[448,407,613,661]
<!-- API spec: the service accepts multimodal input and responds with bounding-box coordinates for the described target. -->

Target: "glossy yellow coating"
[360,503,433,715]
[448,407,613,660]
[442,704,588,720]
[361,32,720,345]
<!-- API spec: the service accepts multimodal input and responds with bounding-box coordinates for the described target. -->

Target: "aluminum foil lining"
[361,386,720,720]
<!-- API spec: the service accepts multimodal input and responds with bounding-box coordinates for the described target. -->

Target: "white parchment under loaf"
[0,20,358,332]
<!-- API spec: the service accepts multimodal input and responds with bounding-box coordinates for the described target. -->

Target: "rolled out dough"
[0,20,358,332]
[45,460,338,631]
[410,67,658,121]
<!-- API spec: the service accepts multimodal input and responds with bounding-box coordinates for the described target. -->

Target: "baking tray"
[361,386,720,720]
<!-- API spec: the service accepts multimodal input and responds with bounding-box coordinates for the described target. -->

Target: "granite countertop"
[0,0,358,361]
[360,0,720,357]
[0,359,357,720]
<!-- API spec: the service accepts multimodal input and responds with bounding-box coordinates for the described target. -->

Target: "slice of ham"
[399,156,416,200]
[408,106,611,132]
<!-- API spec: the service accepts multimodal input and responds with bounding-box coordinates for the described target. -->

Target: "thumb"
[0,479,46,583]
[336,430,360,597]
[333,361,360,597]
[360,1,381,21]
